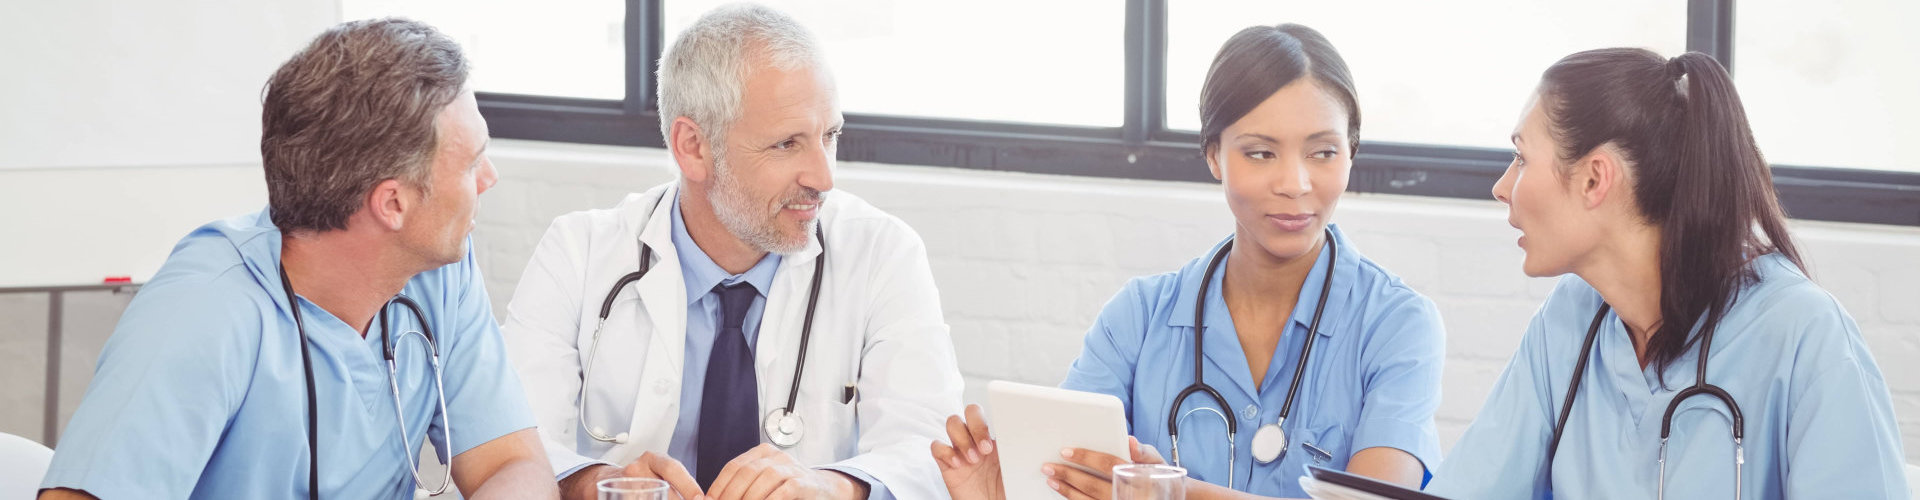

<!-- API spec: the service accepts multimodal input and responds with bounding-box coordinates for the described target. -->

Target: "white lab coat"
[502,182,963,498]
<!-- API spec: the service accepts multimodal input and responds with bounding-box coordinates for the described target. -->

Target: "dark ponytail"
[1539,48,1803,383]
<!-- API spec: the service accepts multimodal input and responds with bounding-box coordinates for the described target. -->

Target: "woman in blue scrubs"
[1426,49,1911,499]
[931,24,1445,499]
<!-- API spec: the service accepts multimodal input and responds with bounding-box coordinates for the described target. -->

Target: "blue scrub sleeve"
[433,247,538,457]
[1348,295,1445,473]
[1424,309,1557,500]
[1779,305,1913,498]
[38,276,261,499]
[1058,279,1154,430]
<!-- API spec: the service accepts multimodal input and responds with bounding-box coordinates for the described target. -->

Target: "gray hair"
[261,18,468,233]
[656,3,825,155]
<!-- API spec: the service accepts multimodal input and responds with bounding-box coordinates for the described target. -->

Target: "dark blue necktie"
[696,281,761,488]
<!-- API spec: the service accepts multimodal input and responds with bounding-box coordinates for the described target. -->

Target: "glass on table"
[597,477,670,500]
[1113,463,1187,500]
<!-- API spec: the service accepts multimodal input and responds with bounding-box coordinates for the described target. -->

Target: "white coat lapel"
[753,208,826,446]
[615,184,690,459]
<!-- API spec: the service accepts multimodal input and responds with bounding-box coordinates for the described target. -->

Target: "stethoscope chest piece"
[764,409,805,448]
[1250,420,1287,464]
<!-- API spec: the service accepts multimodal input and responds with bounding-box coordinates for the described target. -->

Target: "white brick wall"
[472,139,1920,462]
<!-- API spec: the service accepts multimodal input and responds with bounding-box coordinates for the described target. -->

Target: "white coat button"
[1241,404,1259,421]
[655,379,674,395]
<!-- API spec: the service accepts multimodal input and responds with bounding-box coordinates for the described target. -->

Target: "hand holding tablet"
[932,381,1140,499]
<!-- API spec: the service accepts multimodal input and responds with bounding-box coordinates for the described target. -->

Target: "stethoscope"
[1167,228,1337,489]
[1547,304,1746,499]
[279,265,453,500]
[578,194,827,449]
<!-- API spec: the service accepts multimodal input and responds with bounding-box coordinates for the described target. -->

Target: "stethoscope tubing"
[1547,303,1746,499]
[579,193,827,447]
[1166,228,1337,487]
[280,265,454,499]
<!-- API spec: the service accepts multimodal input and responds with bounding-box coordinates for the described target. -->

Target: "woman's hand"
[932,404,1004,500]
[1046,437,1163,500]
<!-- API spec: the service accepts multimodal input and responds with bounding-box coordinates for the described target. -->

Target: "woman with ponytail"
[1427,49,1910,499]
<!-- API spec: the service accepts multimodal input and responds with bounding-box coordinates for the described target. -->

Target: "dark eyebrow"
[1236,131,1344,144]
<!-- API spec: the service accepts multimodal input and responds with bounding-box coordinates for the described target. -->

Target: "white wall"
[470,140,1920,461]
[0,0,337,170]
[0,0,335,287]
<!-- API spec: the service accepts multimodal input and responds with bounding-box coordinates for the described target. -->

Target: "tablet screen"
[1302,466,1451,500]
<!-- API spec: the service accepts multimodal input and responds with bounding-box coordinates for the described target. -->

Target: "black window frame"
[476,0,1920,227]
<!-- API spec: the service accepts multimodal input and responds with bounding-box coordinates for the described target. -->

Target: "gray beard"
[708,155,815,255]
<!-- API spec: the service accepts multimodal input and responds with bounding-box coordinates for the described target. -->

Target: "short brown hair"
[260,18,469,233]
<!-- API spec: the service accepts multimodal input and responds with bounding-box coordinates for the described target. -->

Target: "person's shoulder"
[1118,269,1186,304]
[119,256,274,349]
[550,189,663,233]
[1742,254,1845,318]
[1537,273,1604,319]
[143,213,280,319]
[1342,247,1438,316]
[1729,255,1863,355]
[1098,254,1211,330]
[820,189,919,242]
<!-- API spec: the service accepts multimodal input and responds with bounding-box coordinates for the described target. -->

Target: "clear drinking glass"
[1112,464,1187,500]
[597,477,669,500]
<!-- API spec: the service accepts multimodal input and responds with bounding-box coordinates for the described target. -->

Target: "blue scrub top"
[1061,224,1445,498]
[1427,253,1911,499]
[40,210,536,499]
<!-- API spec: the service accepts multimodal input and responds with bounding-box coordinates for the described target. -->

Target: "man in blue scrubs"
[38,19,558,499]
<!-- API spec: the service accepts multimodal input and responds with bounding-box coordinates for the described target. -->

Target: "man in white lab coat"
[502,4,962,500]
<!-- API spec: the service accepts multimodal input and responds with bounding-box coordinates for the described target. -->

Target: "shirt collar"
[1166,223,1355,336]
[671,194,781,303]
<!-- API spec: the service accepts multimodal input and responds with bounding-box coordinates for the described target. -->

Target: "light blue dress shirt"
[39,209,534,499]
[1061,224,1446,498]
[662,197,891,498]
[1426,253,1911,499]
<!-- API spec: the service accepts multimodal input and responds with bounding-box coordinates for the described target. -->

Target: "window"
[342,0,625,100]
[1165,1,1685,150]
[1734,0,1920,173]
[663,0,1125,127]
[373,0,1918,226]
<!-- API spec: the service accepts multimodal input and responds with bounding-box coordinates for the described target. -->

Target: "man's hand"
[930,404,1003,500]
[560,452,703,500]
[705,443,868,500]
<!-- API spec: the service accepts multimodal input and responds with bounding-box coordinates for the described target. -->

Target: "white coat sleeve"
[501,214,608,478]
[823,218,965,499]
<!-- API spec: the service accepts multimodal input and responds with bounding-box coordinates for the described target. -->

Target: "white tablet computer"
[986,380,1131,500]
